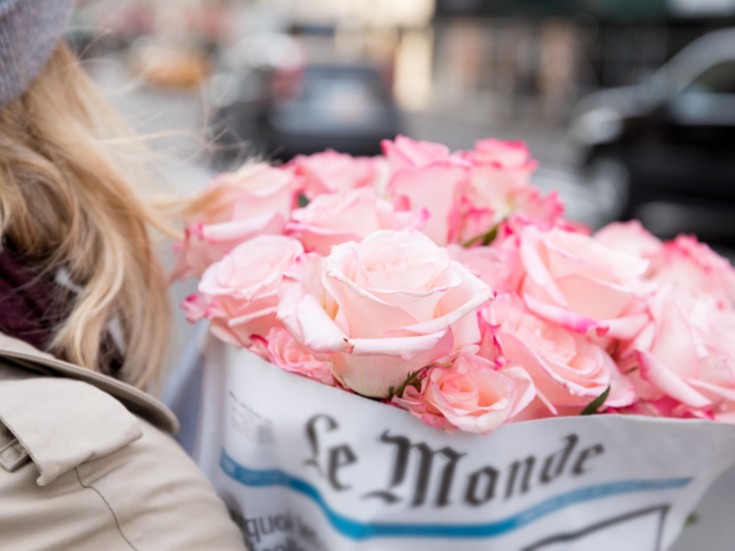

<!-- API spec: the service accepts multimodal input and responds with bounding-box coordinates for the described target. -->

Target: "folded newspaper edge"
[193,338,735,551]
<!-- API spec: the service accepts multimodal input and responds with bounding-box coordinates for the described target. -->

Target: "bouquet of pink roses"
[175,137,735,551]
[176,136,735,433]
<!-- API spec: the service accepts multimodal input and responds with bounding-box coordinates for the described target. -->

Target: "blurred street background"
[75,0,735,239]
[71,1,735,549]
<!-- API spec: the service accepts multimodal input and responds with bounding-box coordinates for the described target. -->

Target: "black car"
[209,63,402,161]
[572,29,735,219]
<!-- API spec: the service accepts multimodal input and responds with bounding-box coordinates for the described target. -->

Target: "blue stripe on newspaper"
[219,449,690,541]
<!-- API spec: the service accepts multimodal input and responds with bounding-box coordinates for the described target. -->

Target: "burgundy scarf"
[0,242,122,375]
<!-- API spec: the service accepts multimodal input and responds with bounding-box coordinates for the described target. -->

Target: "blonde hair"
[0,42,173,390]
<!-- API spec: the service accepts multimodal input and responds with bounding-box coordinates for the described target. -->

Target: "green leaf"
[387,369,424,401]
[580,386,611,416]
[685,512,700,528]
[462,223,500,248]
[481,225,499,246]
[297,193,310,208]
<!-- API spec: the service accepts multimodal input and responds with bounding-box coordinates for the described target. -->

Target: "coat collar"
[0,332,178,434]
[0,376,144,485]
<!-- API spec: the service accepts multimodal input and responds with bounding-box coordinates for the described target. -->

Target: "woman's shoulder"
[0,331,183,489]
[0,331,178,432]
[0,366,143,483]
[0,336,248,550]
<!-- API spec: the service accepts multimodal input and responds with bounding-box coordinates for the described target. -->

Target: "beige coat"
[0,333,248,550]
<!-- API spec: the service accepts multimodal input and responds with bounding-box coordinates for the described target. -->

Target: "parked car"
[209,63,402,160]
[571,29,735,219]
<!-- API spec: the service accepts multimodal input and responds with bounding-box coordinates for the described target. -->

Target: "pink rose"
[209,163,301,223]
[393,353,535,434]
[261,327,336,386]
[387,164,467,246]
[461,138,538,181]
[181,293,207,323]
[186,163,298,223]
[381,137,472,246]
[173,163,301,279]
[289,150,387,197]
[286,188,423,255]
[519,226,651,339]
[198,235,304,345]
[631,286,735,420]
[172,216,286,280]
[382,135,456,170]
[277,230,493,397]
[485,294,635,414]
[453,138,556,244]
[594,220,663,261]
[648,235,735,308]
[454,168,564,244]
[447,237,523,294]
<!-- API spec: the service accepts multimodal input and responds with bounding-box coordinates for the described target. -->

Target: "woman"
[0,1,247,548]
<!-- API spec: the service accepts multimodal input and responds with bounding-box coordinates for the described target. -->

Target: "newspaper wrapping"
[193,338,735,551]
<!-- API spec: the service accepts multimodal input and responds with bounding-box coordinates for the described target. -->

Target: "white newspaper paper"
[193,339,735,551]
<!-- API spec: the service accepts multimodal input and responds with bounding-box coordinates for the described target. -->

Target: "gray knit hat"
[0,0,74,107]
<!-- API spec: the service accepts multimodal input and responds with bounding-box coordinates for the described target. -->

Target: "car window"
[682,60,735,95]
[670,59,735,125]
